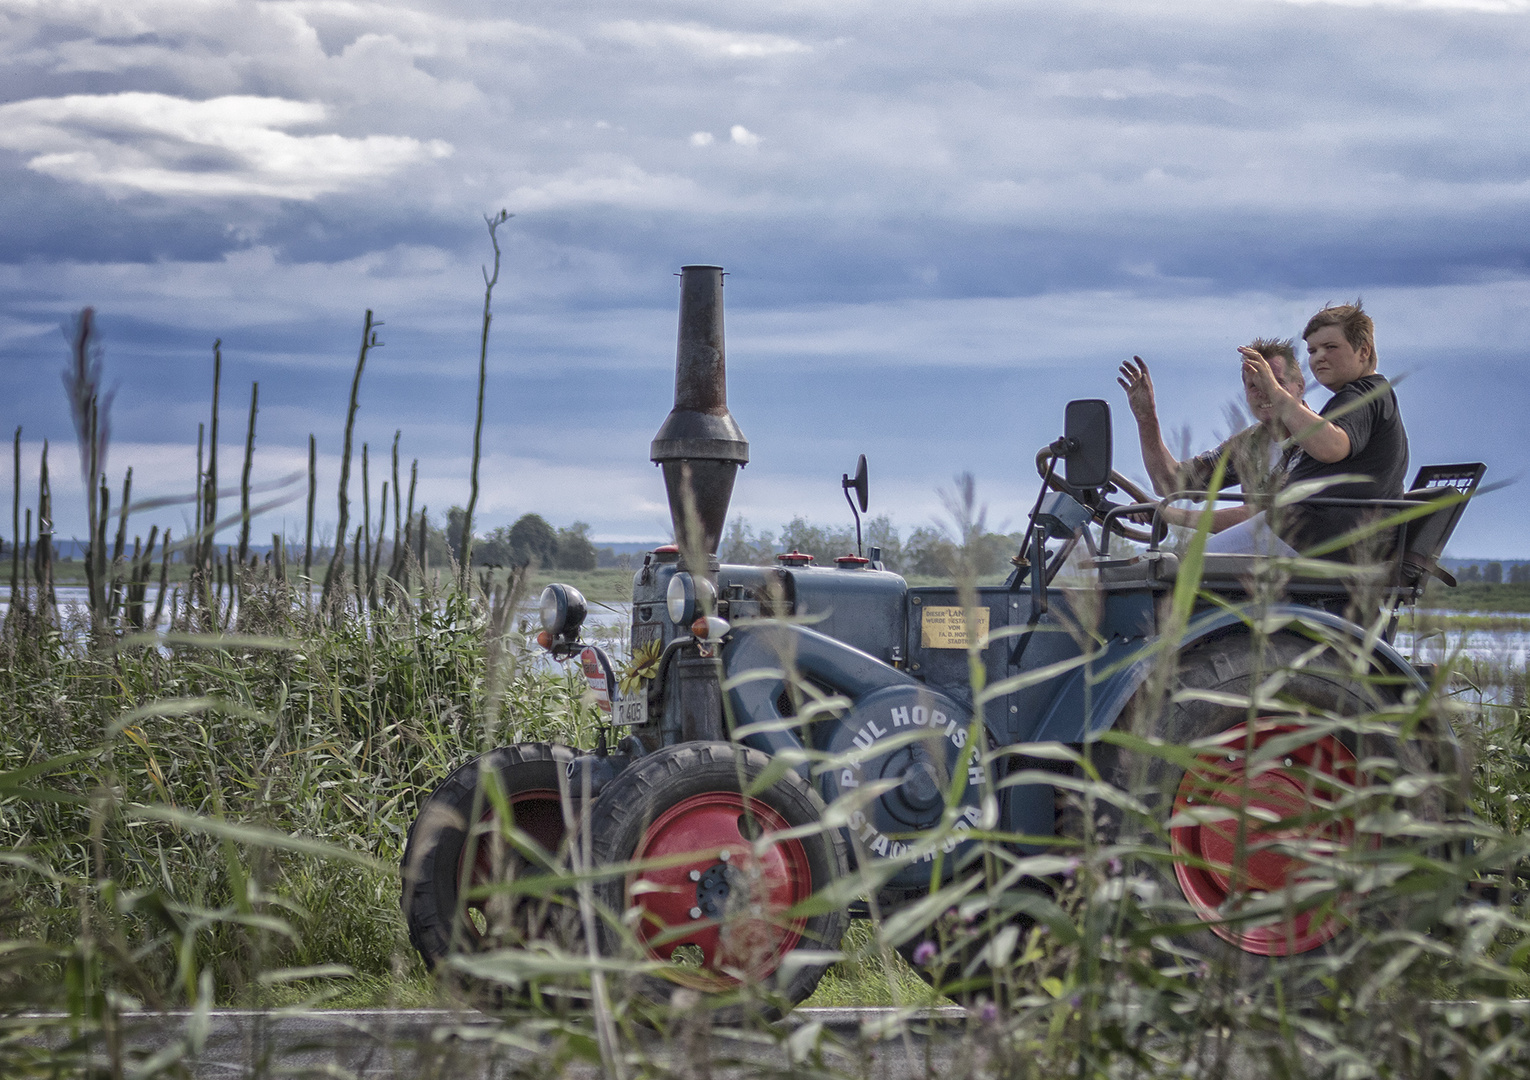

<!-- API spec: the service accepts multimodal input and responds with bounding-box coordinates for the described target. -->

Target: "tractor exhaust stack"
[650,265,749,567]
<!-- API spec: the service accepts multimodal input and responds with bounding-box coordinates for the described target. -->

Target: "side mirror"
[1062,399,1112,490]
[842,454,869,557]
[843,454,869,513]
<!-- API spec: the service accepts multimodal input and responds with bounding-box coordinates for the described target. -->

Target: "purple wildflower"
[1108,856,1122,875]
[980,1002,998,1023]
[911,940,937,967]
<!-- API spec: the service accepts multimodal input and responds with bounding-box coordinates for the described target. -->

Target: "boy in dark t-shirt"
[1241,301,1408,560]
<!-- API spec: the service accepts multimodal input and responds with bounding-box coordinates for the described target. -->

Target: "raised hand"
[1116,356,1157,424]
[1238,346,1282,401]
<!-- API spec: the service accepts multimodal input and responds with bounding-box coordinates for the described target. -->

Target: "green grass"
[1423,580,1530,613]
[10,563,1530,1077]
[801,921,944,1008]
[7,456,1530,1073]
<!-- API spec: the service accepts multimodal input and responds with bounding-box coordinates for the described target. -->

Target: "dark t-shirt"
[1280,373,1409,557]
[1184,425,1296,499]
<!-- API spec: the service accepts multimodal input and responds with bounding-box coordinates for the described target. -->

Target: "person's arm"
[1239,348,1351,463]
[1144,503,1253,533]
[1117,356,1181,496]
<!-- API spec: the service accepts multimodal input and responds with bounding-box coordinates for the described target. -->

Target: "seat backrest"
[1395,463,1486,591]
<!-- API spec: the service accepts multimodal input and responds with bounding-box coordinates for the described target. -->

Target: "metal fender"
[1026,603,1437,745]
[720,621,919,763]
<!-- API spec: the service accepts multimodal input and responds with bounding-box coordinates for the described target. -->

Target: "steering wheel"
[1037,457,1159,545]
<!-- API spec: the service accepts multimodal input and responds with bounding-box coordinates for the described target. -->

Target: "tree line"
[1455,561,1530,585]
[433,509,599,571]
[718,514,1027,577]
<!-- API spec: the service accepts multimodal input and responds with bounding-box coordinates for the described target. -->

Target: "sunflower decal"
[620,639,663,696]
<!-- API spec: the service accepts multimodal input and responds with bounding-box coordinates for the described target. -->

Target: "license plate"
[612,686,648,726]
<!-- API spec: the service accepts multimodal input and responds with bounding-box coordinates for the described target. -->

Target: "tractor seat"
[1390,462,1486,599]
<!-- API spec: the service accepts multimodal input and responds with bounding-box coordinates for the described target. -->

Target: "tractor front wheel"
[587,742,849,1019]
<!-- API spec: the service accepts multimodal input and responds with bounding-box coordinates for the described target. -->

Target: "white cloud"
[690,131,715,146]
[730,124,761,147]
[498,158,710,212]
[0,92,450,198]
[599,19,810,58]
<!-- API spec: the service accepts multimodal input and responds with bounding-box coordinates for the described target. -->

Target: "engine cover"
[818,684,987,891]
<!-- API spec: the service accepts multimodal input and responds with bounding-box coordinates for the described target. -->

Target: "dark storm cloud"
[0,0,1527,553]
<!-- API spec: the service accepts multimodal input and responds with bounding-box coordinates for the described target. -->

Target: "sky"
[1,0,1527,559]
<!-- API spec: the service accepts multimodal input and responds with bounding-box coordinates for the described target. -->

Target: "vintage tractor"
[401,265,1483,1009]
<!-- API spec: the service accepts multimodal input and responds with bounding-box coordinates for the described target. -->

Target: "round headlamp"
[538,583,587,639]
[666,573,696,626]
[665,572,716,627]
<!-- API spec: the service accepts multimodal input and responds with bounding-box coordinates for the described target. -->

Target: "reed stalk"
[324,311,378,610]
[128,527,156,629]
[109,467,132,620]
[36,440,52,619]
[351,525,363,612]
[304,435,316,584]
[361,444,372,608]
[461,209,511,587]
[224,546,235,631]
[21,508,30,604]
[195,422,204,543]
[152,529,170,629]
[372,480,387,609]
[65,309,111,634]
[203,340,221,577]
[396,459,418,587]
[92,474,109,629]
[238,382,258,565]
[390,431,402,579]
[417,505,428,578]
[9,427,18,601]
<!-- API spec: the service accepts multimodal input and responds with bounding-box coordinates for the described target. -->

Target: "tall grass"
[8,536,1529,1076]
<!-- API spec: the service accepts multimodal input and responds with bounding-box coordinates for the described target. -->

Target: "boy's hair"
[1302,301,1377,369]
[1247,336,1303,392]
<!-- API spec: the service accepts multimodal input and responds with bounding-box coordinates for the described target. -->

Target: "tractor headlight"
[666,573,695,626]
[539,583,587,639]
[665,572,716,627]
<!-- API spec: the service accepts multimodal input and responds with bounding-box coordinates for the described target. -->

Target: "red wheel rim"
[460,788,565,940]
[627,793,811,990]
[1170,721,1368,956]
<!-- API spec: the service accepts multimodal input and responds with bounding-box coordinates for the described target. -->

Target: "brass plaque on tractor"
[919,606,990,649]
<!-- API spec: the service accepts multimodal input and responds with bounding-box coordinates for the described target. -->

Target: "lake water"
[2,586,1522,701]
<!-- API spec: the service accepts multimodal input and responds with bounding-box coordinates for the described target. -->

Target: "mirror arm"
[1030,524,1047,619]
[841,475,863,557]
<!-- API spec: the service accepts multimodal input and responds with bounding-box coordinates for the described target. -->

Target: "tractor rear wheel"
[1098,632,1456,982]
[401,742,584,1005]
[587,742,849,1020]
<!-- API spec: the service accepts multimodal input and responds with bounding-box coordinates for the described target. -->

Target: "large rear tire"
[1098,632,1457,982]
[587,742,849,1019]
[400,742,584,1004]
